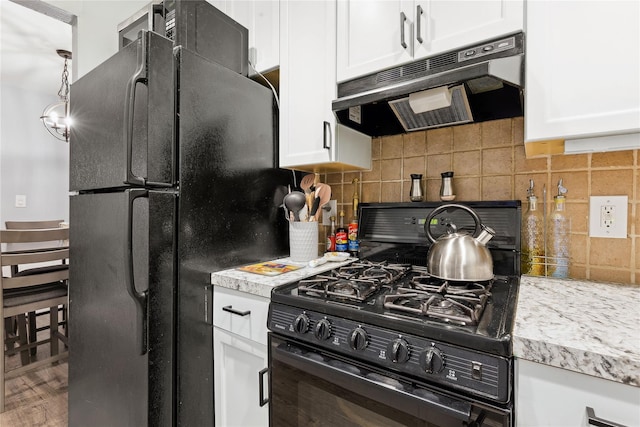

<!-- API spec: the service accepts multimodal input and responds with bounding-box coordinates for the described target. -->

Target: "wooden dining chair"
[0,227,69,412]
[4,220,66,356]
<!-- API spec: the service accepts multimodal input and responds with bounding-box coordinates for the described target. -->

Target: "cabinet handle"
[416,5,424,44]
[323,121,332,150]
[586,407,627,427]
[222,305,251,316]
[400,12,408,49]
[258,368,269,406]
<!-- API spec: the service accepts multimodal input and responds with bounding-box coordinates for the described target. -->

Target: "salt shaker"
[410,174,424,202]
[440,171,455,201]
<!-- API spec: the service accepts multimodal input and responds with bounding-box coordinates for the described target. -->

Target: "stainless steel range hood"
[332,33,524,137]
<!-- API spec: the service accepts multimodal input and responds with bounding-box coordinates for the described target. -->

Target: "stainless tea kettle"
[424,204,495,281]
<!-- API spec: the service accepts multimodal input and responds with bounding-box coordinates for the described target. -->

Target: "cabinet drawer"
[213,286,269,345]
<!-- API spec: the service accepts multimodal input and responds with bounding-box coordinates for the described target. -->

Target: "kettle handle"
[424,204,482,243]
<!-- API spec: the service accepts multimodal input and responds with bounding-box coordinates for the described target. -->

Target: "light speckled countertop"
[210,256,355,298]
[513,275,640,387]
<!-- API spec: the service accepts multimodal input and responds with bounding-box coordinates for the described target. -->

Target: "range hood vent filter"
[389,85,472,131]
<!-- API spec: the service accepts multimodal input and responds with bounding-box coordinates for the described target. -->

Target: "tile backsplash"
[323,117,639,285]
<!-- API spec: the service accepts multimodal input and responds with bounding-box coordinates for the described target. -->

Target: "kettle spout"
[476,225,495,246]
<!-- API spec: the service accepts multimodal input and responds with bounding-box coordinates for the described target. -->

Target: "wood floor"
[2,326,68,426]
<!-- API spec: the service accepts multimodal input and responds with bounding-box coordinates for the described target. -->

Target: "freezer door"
[69,190,176,427]
[69,31,175,192]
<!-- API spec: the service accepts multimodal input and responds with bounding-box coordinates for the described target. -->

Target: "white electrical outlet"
[15,195,27,208]
[321,200,338,226]
[589,196,627,238]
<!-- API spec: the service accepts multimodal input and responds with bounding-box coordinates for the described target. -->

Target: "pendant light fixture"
[40,49,72,142]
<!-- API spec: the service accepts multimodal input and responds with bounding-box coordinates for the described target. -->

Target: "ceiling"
[1,1,72,94]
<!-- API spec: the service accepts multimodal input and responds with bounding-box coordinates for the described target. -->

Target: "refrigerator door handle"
[124,32,148,188]
[125,188,149,355]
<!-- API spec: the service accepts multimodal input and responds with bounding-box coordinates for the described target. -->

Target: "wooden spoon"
[300,174,316,217]
[309,183,332,222]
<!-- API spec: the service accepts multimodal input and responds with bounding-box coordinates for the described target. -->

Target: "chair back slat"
[0,228,69,244]
[5,220,64,230]
[2,270,69,290]
[1,248,69,267]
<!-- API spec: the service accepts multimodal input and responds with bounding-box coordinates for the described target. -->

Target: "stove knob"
[293,313,310,334]
[349,327,368,351]
[387,338,410,364]
[314,318,332,341]
[421,346,445,374]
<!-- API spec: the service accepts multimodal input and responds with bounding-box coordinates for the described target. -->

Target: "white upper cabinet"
[337,0,524,83]
[208,0,279,74]
[279,0,371,172]
[525,0,640,145]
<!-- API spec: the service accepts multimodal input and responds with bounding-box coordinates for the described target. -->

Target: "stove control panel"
[269,303,511,402]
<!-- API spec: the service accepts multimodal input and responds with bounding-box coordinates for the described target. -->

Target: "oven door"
[269,334,512,427]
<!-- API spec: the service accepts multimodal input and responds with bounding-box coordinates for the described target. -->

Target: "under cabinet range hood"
[333,32,524,137]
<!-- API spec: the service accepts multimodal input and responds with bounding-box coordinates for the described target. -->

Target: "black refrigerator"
[67,28,290,426]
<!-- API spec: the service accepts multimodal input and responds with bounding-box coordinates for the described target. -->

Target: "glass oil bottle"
[546,179,570,278]
[522,180,545,275]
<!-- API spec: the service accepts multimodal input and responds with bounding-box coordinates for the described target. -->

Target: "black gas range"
[267,201,521,426]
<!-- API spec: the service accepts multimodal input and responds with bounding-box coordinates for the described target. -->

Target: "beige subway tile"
[591,170,633,197]
[515,144,548,172]
[381,134,403,159]
[481,119,512,148]
[453,150,481,176]
[343,172,360,186]
[589,238,632,268]
[592,150,634,168]
[343,182,355,208]
[362,159,381,182]
[551,153,589,170]
[570,233,588,264]
[381,182,402,202]
[456,177,481,201]
[453,123,481,151]
[566,203,588,234]
[482,175,512,200]
[426,178,442,201]
[636,169,640,203]
[400,181,412,202]
[512,117,524,145]
[331,184,344,204]
[482,147,513,175]
[427,154,452,178]
[381,158,402,181]
[635,202,640,236]
[515,173,548,202]
[569,265,587,280]
[326,172,343,185]
[403,156,426,180]
[427,127,453,154]
[589,267,632,285]
[362,182,380,203]
[551,171,588,202]
[371,138,382,160]
[403,132,427,156]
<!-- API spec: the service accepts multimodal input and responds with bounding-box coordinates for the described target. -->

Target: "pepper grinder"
[440,171,455,201]
[409,174,424,202]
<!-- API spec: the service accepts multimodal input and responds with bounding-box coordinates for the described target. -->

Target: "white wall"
[0,2,72,226]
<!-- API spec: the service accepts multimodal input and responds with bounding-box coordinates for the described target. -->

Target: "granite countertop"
[513,275,640,387]
[210,256,355,298]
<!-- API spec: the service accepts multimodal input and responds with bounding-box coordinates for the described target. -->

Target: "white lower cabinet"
[516,359,640,426]
[213,287,269,427]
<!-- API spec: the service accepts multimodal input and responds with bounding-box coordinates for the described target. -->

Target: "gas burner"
[297,260,411,302]
[384,276,493,325]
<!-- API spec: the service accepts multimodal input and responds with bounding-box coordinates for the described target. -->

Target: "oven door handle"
[273,341,473,422]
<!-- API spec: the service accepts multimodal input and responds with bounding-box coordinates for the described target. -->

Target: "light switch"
[15,194,27,208]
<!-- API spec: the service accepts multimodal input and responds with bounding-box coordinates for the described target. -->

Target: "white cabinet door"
[415,1,523,60]
[525,1,640,143]
[336,0,413,83]
[516,360,640,427]
[279,1,371,171]
[225,0,279,74]
[213,327,268,427]
[337,0,523,83]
